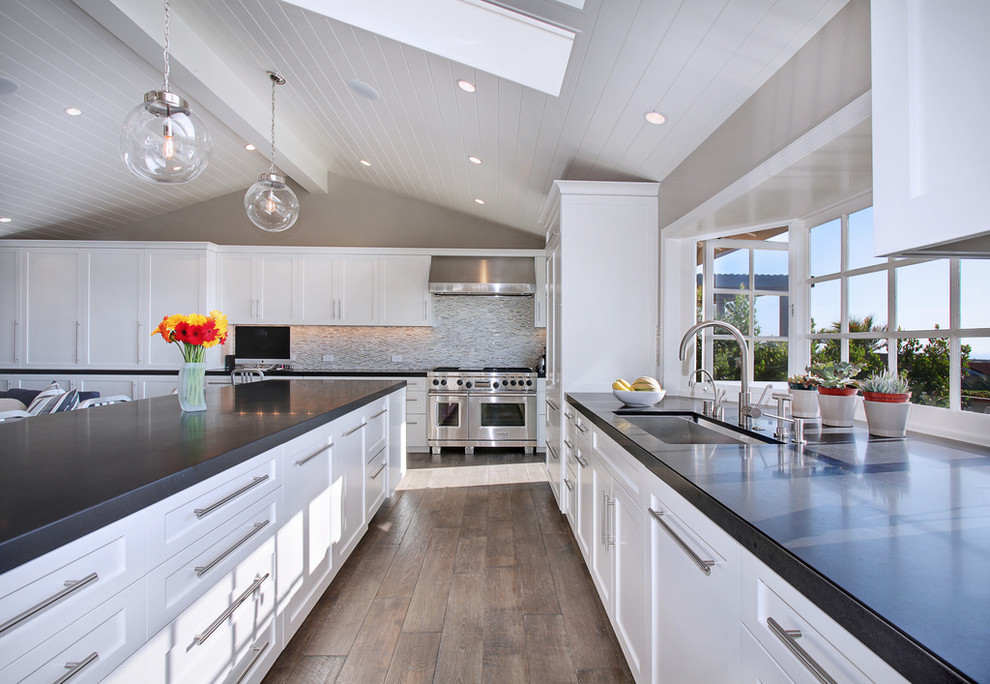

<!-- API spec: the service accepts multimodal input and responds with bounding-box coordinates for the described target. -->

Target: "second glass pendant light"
[245,71,299,232]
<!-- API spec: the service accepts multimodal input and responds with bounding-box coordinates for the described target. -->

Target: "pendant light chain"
[269,74,277,174]
[162,0,171,92]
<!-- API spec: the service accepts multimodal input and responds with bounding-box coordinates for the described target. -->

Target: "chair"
[231,369,265,385]
[0,409,32,422]
[76,395,132,409]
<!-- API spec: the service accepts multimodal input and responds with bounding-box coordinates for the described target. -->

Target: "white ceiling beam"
[70,0,329,194]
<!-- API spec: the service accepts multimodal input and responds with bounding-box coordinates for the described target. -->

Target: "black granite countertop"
[0,379,405,575]
[568,392,990,683]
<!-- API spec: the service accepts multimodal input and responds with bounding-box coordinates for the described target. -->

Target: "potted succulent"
[809,362,861,427]
[787,372,821,419]
[858,372,912,438]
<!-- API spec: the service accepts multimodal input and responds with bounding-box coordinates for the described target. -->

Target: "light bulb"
[120,91,212,183]
[245,173,299,232]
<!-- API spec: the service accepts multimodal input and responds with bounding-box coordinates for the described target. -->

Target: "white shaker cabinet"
[219,253,295,324]
[335,255,378,325]
[534,255,547,328]
[86,249,144,367]
[23,249,85,367]
[380,255,431,326]
[334,409,368,566]
[872,0,990,256]
[296,254,337,324]
[0,249,20,366]
[146,249,216,368]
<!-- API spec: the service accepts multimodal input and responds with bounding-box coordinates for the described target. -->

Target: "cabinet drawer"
[743,558,907,684]
[0,511,146,671]
[365,446,388,519]
[405,390,426,415]
[148,493,279,632]
[146,536,277,684]
[0,578,146,684]
[406,415,427,448]
[147,450,280,568]
[404,377,427,394]
[365,398,389,458]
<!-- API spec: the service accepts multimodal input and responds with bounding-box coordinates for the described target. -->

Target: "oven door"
[469,393,537,443]
[428,393,470,442]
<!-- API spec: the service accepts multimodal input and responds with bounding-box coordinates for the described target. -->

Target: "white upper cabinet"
[336,255,378,325]
[219,253,295,324]
[380,255,430,326]
[146,249,215,367]
[297,254,336,324]
[872,0,990,256]
[0,249,20,367]
[534,255,547,328]
[23,249,84,367]
[86,250,144,367]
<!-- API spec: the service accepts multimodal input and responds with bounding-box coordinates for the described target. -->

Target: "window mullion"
[888,260,897,375]
[840,213,849,363]
[949,259,961,411]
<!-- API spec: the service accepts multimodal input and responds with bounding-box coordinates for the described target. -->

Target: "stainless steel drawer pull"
[195,475,270,518]
[343,421,367,436]
[195,520,270,578]
[54,651,98,684]
[767,617,838,684]
[371,408,388,418]
[546,399,559,411]
[233,641,271,684]
[194,573,270,645]
[600,491,609,545]
[563,478,574,492]
[370,463,387,480]
[0,572,99,636]
[573,453,588,469]
[649,508,715,576]
[606,496,615,547]
[576,423,589,434]
[295,443,332,466]
[563,439,574,450]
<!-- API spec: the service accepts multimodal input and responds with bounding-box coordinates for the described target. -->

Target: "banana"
[612,379,633,391]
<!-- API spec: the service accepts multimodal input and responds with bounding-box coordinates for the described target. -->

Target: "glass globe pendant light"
[244,72,299,232]
[119,0,212,183]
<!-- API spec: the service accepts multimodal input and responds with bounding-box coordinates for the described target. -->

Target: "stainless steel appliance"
[428,367,537,453]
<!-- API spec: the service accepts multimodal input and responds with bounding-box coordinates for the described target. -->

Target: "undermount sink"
[615,412,780,446]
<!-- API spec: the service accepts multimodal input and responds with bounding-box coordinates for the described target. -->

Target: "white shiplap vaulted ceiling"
[0,0,849,240]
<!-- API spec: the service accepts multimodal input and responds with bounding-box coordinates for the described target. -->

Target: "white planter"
[817,389,858,427]
[789,389,820,419]
[864,399,912,438]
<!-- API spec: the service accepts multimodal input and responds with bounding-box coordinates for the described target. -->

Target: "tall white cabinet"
[541,181,659,509]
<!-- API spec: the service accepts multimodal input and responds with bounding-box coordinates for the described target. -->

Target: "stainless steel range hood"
[428,256,536,296]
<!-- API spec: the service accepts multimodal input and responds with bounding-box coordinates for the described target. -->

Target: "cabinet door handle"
[295,443,332,466]
[343,420,367,436]
[233,640,271,684]
[649,508,715,575]
[576,423,589,434]
[136,321,142,364]
[194,573,270,645]
[547,444,559,460]
[0,572,99,636]
[601,491,609,546]
[54,651,99,684]
[606,496,616,547]
[766,617,838,684]
[573,453,588,469]
[194,475,270,518]
[371,408,388,419]
[370,462,387,480]
[546,399,559,411]
[13,320,19,363]
[75,320,81,364]
[194,520,270,577]
[563,478,574,492]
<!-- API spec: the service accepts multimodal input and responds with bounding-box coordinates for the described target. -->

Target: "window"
[808,207,990,413]
[697,229,790,383]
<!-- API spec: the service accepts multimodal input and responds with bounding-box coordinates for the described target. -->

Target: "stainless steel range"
[428,367,538,454]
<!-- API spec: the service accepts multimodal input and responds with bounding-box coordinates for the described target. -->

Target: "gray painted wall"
[87,173,543,249]
[659,0,871,230]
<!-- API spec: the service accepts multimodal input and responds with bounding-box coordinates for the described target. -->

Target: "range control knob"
[492,381,500,388]
[457,379,463,386]
[440,379,447,386]
[432,379,440,386]
[526,380,533,386]
[510,380,517,386]
[465,381,473,389]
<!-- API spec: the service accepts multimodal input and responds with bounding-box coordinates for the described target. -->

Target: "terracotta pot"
[863,391,912,437]
[817,386,858,427]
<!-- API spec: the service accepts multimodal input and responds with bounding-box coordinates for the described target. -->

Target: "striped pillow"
[35,389,79,414]
[27,382,64,415]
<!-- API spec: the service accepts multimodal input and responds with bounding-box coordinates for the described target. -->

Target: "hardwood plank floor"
[264,468,633,684]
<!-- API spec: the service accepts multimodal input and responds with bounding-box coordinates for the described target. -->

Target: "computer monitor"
[233,325,291,366]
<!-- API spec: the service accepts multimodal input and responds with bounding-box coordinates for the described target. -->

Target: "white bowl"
[613,388,665,407]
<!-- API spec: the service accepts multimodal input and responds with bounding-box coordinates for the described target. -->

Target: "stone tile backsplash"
[286,296,546,371]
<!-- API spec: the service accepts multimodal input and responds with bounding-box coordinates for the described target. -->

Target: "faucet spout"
[678,320,758,428]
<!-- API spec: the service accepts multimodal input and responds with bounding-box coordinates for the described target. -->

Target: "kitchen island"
[0,379,405,683]
[567,392,990,683]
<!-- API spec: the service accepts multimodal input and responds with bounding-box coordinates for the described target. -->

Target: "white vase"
[817,388,858,427]
[864,398,912,438]
[789,389,820,419]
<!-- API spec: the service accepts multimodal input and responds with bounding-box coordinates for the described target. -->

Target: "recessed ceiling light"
[473,198,485,205]
[468,156,482,165]
[359,159,372,167]
[244,143,256,151]
[457,79,477,93]
[0,217,12,223]
[64,107,82,116]
[645,111,667,125]
[347,79,380,100]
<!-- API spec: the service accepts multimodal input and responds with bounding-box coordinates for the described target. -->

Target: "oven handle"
[467,392,536,398]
